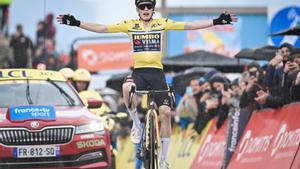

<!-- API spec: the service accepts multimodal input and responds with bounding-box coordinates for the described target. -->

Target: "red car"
[0,69,111,169]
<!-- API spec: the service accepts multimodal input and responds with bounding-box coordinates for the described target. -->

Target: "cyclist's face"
[137,3,154,21]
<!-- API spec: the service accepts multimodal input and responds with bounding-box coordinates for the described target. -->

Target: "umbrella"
[163,50,247,73]
[235,46,277,61]
[270,26,300,36]
[172,67,216,95]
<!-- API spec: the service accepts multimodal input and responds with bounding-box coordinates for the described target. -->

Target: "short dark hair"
[279,42,293,50]
[16,24,22,31]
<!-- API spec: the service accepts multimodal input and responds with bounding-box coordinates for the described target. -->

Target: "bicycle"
[128,86,175,169]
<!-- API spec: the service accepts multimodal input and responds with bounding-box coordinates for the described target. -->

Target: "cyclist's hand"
[57,14,80,27]
[213,12,237,25]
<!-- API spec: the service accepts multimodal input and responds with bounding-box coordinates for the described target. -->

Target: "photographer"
[257,49,300,106]
[176,79,200,131]
[264,43,293,96]
[209,75,231,129]
[240,62,265,112]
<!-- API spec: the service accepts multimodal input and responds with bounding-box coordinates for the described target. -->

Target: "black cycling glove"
[62,14,80,27]
[213,13,232,25]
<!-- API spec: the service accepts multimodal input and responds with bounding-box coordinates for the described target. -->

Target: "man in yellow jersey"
[57,1,237,168]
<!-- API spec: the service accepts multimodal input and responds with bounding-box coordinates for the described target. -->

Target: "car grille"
[0,126,74,146]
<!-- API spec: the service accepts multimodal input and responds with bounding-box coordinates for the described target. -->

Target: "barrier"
[228,103,300,169]
[291,145,300,169]
[191,119,228,169]
[169,121,212,169]
[116,136,136,169]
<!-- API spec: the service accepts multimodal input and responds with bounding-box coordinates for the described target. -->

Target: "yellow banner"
[169,122,212,169]
[116,137,136,169]
[0,69,65,81]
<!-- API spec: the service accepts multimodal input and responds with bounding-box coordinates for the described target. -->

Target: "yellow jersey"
[107,18,185,69]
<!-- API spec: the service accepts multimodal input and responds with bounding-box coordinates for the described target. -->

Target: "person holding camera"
[240,62,265,112]
[256,49,300,107]
[176,79,200,132]
[264,43,293,96]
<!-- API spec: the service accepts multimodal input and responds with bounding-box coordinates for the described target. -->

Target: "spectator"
[263,43,293,96]
[45,13,56,39]
[257,48,300,107]
[9,24,33,68]
[36,21,46,46]
[209,75,230,129]
[176,79,199,131]
[240,62,265,112]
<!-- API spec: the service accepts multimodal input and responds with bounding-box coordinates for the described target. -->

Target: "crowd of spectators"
[0,13,72,70]
[175,42,300,135]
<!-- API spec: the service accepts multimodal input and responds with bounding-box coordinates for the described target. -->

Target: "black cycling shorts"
[125,68,171,108]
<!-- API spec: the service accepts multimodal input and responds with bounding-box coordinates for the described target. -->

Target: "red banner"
[191,119,227,169]
[77,42,133,71]
[228,103,300,169]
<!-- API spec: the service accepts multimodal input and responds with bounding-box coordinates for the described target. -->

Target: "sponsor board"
[169,122,212,169]
[191,119,228,169]
[77,42,133,71]
[222,109,252,169]
[228,103,300,169]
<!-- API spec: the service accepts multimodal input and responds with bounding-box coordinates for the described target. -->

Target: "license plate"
[13,146,60,158]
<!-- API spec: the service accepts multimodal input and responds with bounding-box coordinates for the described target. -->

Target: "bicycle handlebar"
[128,86,176,109]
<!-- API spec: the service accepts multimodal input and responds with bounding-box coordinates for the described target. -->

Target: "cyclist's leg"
[122,75,140,128]
[123,72,148,144]
[158,105,172,161]
[149,70,171,166]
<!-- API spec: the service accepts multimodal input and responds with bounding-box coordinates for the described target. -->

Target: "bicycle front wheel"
[149,111,158,169]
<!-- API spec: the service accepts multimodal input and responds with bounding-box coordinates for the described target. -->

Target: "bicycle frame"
[128,86,175,169]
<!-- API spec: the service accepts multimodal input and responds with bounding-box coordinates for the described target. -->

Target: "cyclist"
[57,1,237,167]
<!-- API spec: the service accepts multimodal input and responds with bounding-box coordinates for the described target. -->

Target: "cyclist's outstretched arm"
[56,14,108,33]
[184,12,237,30]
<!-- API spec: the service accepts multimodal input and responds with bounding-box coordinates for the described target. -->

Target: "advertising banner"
[191,118,228,169]
[228,103,300,169]
[77,42,133,71]
[169,121,212,169]
[222,108,253,169]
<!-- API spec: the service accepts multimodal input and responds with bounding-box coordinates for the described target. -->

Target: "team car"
[0,69,111,169]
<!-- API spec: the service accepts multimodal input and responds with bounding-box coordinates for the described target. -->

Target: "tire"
[149,111,158,169]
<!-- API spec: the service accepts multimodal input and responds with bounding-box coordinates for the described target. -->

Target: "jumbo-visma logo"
[270,6,300,47]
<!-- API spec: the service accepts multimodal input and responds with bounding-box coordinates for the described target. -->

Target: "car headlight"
[75,121,105,135]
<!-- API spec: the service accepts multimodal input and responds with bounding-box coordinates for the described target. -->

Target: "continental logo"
[77,139,106,149]
[132,34,161,40]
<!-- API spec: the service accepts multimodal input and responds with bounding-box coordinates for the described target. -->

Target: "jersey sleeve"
[164,18,185,31]
[106,20,129,33]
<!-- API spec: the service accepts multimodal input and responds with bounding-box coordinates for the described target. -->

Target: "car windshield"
[0,80,82,107]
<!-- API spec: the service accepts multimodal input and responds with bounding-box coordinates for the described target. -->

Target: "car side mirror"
[87,99,102,109]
